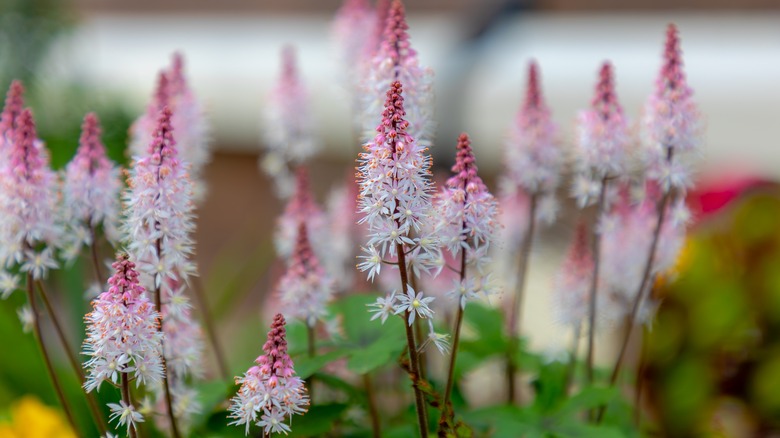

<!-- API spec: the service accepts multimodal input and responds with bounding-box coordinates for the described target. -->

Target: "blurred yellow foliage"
[0,396,76,438]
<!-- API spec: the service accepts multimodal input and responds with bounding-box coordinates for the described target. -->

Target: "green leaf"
[331,294,407,374]
[294,349,347,379]
[463,405,542,437]
[286,403,348,437]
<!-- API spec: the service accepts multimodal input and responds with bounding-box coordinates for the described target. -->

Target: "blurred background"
[1,0,780,436]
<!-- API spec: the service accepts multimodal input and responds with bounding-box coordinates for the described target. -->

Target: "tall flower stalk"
[124,107,207,437]
[603,23,699,409]
[358,81,440,438]
[437,133,497,431]
[502,61,562,402]
[83,254,164,438]
[572,62,630,385]
[62,112,122,283]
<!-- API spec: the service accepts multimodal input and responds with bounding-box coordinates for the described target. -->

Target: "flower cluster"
[260,47,320,198]
[324,177,362,291]
[123,106,204,429]
[0,107,61,283]
[277,223,333,327]
[361,0,434,145]
[274,167,326,262]
[503,61,562,222]
[229,314,309,436]
[61,113,122,260]
[82,254,163,433]
[642,24,701,193]
[435,133,499,308]
[356,80,440,279]
[572,62,631,207]
[130,54,211,201]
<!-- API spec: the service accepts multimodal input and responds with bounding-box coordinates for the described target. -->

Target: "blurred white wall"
[50,11,780,180]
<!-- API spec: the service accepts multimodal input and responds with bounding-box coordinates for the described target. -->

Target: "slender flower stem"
[597,194,670,424]
[410,273,427,381]
[306,323,316,403]
[506,193,538,403]
[26,274,79,434]
[633,328,648,426]
[88,222,104,285]
[396,242,429,438]
[363,373,381,438]
[155,238,182,438]
[191,275,229,381]
[121,374,138,438]
[563,323,582,396]
[586,176,610,388]
[35,280,108,435]
[440,247,467,429]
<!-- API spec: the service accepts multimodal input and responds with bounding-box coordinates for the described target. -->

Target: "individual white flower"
[393,285,435,326]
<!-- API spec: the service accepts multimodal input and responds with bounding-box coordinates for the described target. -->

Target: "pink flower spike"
[0,108,61,279]
[0,80,25,147]
[572,61,630,207]
[277,223,333,327]
[551,222,593,329]
[436,133,498,263]
[62,113,122,259]
[504,61,562,202]
[260,46,319,198]
[228,314,309,436]
[130,55,211,201]
[274,167,326,261]
[361,0,434,145]
[642,24,701,192]
[83,253,163,434]
[357,80,439,269]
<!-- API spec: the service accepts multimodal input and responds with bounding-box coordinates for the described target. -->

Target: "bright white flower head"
[0,108,62,279]
[107,400,145,436]
[260,47,320,198]
[393,285,435,326]
[277,223,333,327]
[62,113,122,260]
[572,62,631,208]
[642,24,701,193]
[368,289,397,324]
[130,53,211,202]
[82,254,164,435]
[504,61,562,199]
[228,314,309,436]
[356,80,440,272]
[360,0,434,145]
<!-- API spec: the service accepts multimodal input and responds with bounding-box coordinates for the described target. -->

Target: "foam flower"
[82,254,163,434]
[0,108,61,281]
[260,47,319,198]
[123,107,204,430]
[393,284,435,326]
[277,223,333,327]
[361,0,434,145]
[228,314,309,436]
[572,62,631,208]
[357,80,440,276]
[61,113,122,260]
[503,61,562,212]
[643,24,701,193]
